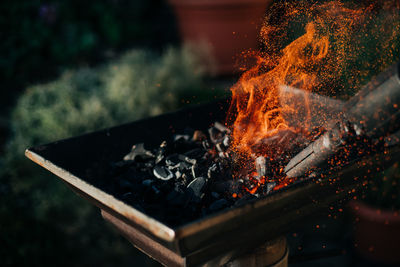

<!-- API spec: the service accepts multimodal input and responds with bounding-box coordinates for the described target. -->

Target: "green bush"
[1,46,221,266]
[0,0,177,96]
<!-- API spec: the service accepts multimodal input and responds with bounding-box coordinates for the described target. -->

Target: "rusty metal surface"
[25,99,400,266]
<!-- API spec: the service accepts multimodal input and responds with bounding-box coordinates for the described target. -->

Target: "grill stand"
[102,210,288,267]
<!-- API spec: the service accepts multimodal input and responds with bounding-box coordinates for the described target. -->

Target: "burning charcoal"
[187,177,206,200]
[123,143,155,161]
[265,182,276,194]
[153,166,174,181]
[255,156,267,178]
[209,199,229,211]
[178,154,197,165]
[192,130,207,141]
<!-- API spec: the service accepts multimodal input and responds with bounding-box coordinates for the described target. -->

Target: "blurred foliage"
[0,0,177,110]
[0,46,226,266]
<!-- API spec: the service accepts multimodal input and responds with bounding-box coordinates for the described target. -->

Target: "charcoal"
[153,165,174,181]
[142,179,153,186]
[118,179,135,191]
[218,151,229,158]
[191,164,206,179]
[178,154,197,165]
[175,170,182,179]
[123,143,155,161]
[192,130,207,141]
[215,143,224,152]
[165,154,180,167]
[143,185,162,203]
[144,161,155,169]
[166,189,188,206]
[187,177,206,199]
[214,122,231,134]
[209,199,229,211]
[223,135,230,147]
[255,156,267,178]
[202,140,211,150]
[152,185,161,195]
[111,160,133,173]
[207,163,218,179]
[174,134,191,142]
[109,121,297,227]
[184,148,206,159]
[155,141,168,164]
[121,192,133,201]
[212,180,234,194]
[180,173,189,185]
[176,162,192,171]
[208,127,224,144]
[265,182,276,194]
[157,181,174,194]
[121,168,148,182]
[183,127,195,136]
[211,192,220,199]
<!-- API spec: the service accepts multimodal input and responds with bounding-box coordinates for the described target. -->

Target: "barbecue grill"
[25,63,400,266]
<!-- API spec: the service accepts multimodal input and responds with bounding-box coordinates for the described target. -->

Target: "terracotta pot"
[168,0,272,75]
[349,200,400,264]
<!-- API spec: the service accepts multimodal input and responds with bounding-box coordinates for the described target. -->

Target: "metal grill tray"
[25,99,400,266]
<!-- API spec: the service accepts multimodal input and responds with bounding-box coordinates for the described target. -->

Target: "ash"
[109,122,307,226]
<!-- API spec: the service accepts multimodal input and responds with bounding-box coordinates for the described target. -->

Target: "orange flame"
[227,1,399,161]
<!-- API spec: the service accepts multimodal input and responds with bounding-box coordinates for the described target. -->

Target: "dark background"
[1,0,399,266]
